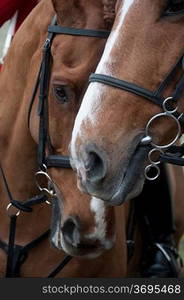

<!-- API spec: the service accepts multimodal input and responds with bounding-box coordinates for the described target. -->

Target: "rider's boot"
[136,164,182,278]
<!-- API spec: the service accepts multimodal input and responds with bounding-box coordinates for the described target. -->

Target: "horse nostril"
[62,217,80,247]
[85,151,107,183]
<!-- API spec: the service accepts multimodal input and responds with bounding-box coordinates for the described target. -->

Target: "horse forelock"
[52,0,115,29]
[102,0,117,28]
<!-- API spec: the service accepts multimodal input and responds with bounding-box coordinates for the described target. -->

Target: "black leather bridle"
[89,51,184,170]
[88,0,184,173]
[29,16,110,171]
[0,16,110,278]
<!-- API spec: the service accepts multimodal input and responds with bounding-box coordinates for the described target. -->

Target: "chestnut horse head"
[27,0,117,258]
[0,0,124,270]
[70,0,184,205]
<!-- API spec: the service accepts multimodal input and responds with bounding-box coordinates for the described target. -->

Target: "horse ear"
[102,0,116,29]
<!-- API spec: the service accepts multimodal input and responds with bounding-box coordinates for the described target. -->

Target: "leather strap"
[48,25,110,38]
[46,155,71,168]
[6,215,17,277]
[89,52,184,167]
[89,73,164,107]
[47,255,72,278]
[32,16,110,169]
[0,15,111,278]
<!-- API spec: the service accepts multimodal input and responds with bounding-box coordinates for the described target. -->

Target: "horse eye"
[165,0,184,15]
[53,85,69,103]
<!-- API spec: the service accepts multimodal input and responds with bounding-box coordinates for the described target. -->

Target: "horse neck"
[0,0,54,203]
[0,109,38,201]
[0,2,55,248]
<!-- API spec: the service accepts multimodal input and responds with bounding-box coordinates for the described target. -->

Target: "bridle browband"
[89,50,184,179]
[0,16,110,278]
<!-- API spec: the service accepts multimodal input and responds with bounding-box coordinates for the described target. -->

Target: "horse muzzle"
[51,215,114,258]
[71,140,150,206]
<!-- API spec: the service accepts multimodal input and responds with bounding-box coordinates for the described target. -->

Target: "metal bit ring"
[145,112,181,149]
[35,170,53,191]
[148,148,164,165]
[163,97,178,114]
[144,164,160,181]
[35,170,56,200]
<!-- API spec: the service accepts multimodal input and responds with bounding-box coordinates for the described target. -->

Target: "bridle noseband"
[89,51,184,180]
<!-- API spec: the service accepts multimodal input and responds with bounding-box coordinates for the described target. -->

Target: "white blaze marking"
[71,0,135,162]
[51,197,115,258]
[88,197,107,241]
[96,0,135,74]
[86,197,115,250]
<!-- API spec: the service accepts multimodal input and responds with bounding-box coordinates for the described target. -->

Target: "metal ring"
[42,164,47,172]
[42,187,56,198]
[46,200,52,205]
[163,97,178,114]
[148,148,164,165]
[35,170,53,192]
[145,112,181,149]
[144,164,160,181]
[35,170,56,199]
[178,113,184,121]
[6,203,20,217]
